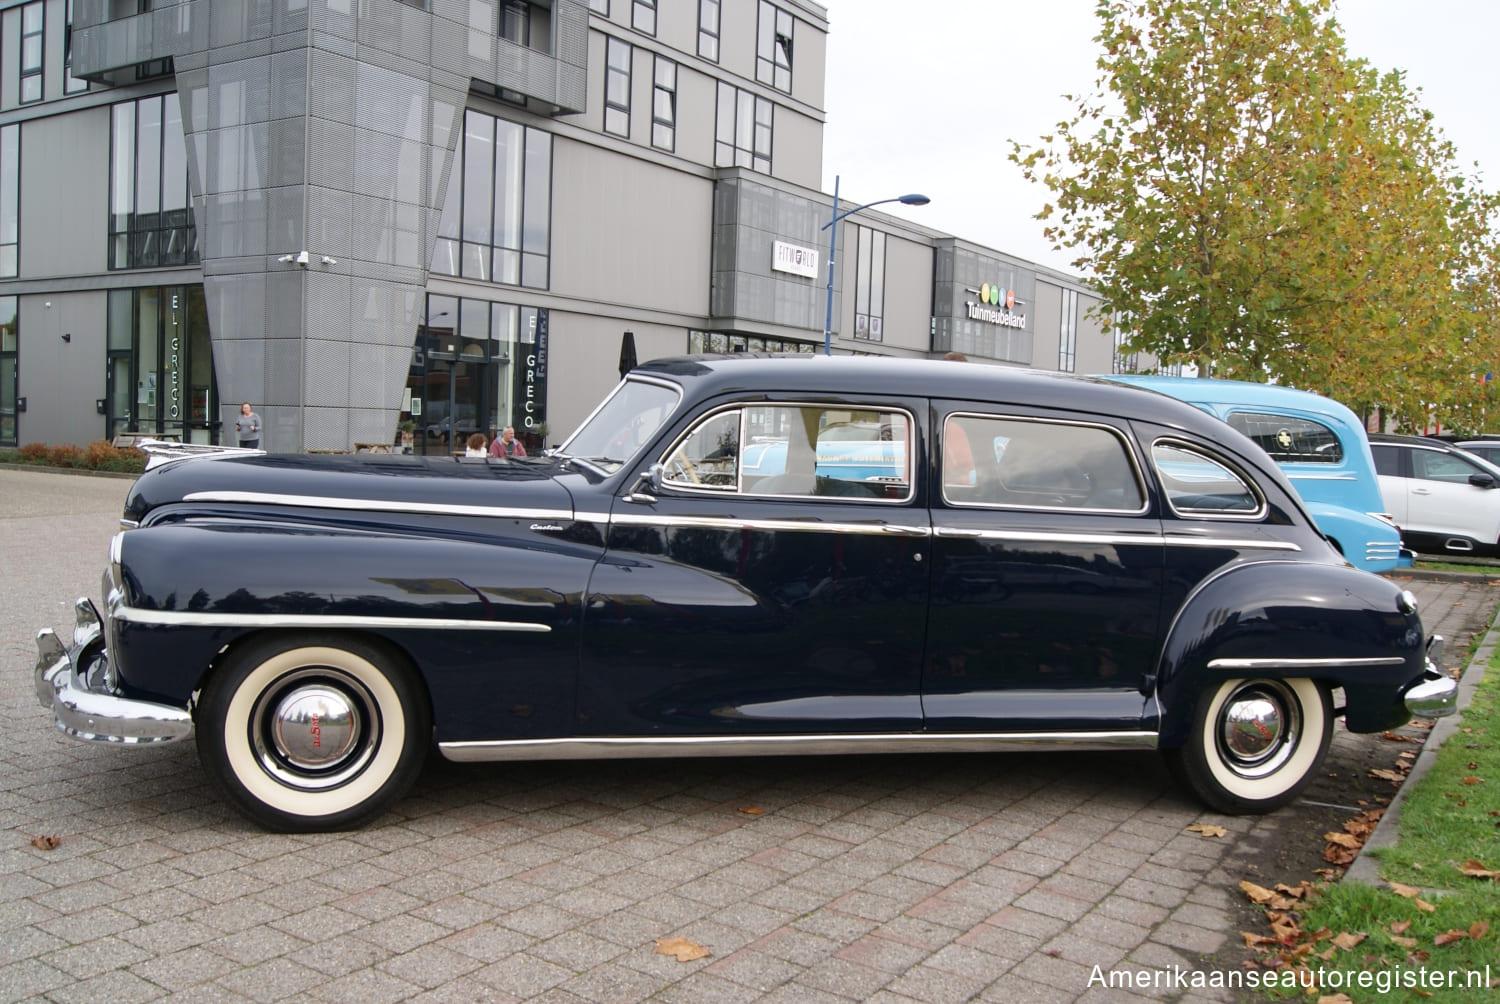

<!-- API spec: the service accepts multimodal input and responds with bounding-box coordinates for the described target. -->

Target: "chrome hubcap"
[252,668,380,791]
[1216,682,1300,779]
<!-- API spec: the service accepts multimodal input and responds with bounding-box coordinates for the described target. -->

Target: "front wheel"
[196,634,430,831]
[1164,678,1331,815]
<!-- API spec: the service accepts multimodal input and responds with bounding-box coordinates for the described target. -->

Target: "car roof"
[1101,376,1367,434]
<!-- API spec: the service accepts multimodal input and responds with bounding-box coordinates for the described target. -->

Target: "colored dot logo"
[978,284,1015,309]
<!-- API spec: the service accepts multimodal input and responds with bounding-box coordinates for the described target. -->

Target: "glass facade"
[109,95,198,270]
[404,294,549,455]
[652,56,677,151]
[1059,288,1077,371]
[0,297,16,446]
[605,38,631,137]
[688,331,815,354]
[853,225,886,341]
[0,124,18,278]
[756,2,792,92]
[698,0,720,61]
[106,286,219,444]
[715,83,772,173]
[432,110,553,290]
[20,2,43,104]
[64,0,90,95]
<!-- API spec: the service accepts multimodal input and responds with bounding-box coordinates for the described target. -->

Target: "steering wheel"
[670,455,702,485]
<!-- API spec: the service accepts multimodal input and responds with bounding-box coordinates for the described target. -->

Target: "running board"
[439,731,1160,762]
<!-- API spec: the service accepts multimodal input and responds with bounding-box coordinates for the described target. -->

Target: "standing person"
[235,402,262,449]
[489,425,528,459]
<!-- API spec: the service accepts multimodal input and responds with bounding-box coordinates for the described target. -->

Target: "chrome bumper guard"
[1403,634,1458,719]
[33,598,193,744]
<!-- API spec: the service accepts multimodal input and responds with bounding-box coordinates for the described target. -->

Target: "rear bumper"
[34,598,193,745]
[1402,635,1458,719]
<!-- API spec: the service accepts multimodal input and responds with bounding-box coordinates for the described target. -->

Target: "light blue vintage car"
[1105,376,1409,573]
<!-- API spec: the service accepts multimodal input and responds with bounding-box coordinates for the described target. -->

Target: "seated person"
[464,432,488,457]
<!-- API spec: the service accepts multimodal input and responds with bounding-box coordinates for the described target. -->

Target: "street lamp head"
[898,194,931,206]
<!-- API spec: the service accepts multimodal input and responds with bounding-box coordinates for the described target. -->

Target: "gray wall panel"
[16,294,108,447]
[19,108,112,279]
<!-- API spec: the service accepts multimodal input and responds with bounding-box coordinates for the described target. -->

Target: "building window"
[632,0,656,34]
[756,2,792,92]
[432,110,552,290]
[500,1,529,45]
[0,125,18,278]
[698,0,720,61]
[853,226,886,341]
[105,286,219,444]
[0,297,16,447]
[20,2,45,104]
[689,331,816,354]
[65,0,90,94]
[109,95,197,270]
[1058,288,1077,372]
[652,56,676,151]
[588,0,608,14]
[604,38,631,137]
[715,83,772,173]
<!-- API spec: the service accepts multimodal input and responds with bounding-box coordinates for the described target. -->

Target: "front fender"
[1156,560,1425,747]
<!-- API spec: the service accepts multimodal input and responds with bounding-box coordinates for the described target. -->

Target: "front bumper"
[34,598,193,745]
[1402,634,1458,719]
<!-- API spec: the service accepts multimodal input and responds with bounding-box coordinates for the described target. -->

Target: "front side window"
[944,415,1143,511]
[853,226,886,341]
[665,404,913,501]
[21,2,44,104]
[0,296,16,446]
[432,110,552,289]
[109,95,198,270]
[715,83,772,173]
[605,38,631,137]
[651,56,676,151]
[1226,411,1342,463]
[0,124,18,277]
[1152,441,1262,516]
[756,1,792,92]
[632,0,656,34]
[1412,448,1486,484]
[698,0,720,60]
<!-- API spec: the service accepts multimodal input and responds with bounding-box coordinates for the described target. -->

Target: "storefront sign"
[964,283,1028,329]
[513,309,549,431]
[772,241,819,278]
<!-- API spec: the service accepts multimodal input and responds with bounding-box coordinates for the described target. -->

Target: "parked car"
[36,357,1454,831]
[1104,376,1408,574]
[1371,433,1500,555]
[1452,438,1500,467]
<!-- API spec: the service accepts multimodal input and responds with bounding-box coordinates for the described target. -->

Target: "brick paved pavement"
[3,467,1495,1003]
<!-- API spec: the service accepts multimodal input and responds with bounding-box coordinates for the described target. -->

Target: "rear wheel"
[1165,677,1331,814]
[196,634,430,831]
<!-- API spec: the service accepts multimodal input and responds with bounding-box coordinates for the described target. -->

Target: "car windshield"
[557,378,681,472]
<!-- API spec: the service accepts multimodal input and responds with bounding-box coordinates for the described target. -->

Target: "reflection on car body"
[34,356,1453,831]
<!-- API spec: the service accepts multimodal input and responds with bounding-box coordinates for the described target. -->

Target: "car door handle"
[1412,488,1432,495]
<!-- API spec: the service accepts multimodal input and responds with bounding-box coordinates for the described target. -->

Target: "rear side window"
[1152,442,1262,515]
[1226,411,1342,463]
[942,415,1144,511]
[1371,444,1401,476]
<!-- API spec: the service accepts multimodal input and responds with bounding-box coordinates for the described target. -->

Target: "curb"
[1345,606,1500,886]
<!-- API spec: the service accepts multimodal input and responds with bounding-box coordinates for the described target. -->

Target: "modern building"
[0,0,1110,455]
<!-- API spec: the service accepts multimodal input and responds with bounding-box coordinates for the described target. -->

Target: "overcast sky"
[821,0,1500,276]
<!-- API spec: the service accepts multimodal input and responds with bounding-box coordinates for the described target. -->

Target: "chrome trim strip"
[439,730,1159,762]
[574,511,614,524]
[934,526,1300,551]
[610,511,932,537]
[1286,473,1358,482]
[113,606,551,633]
[1207,656,1408,670]
[182,490,568,522]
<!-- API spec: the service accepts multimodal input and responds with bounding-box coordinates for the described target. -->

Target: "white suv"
[1370,434,1500,555]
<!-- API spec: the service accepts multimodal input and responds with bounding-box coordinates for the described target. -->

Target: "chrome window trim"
[933,526,1299,551]
[1152,437,1268,521]
[440,730,1158,761]
[611,511,931,537]
[657,401,746,494]
[555,373,684,466]
[940,412,1150,514]
[1285,473,1358,482]
[1208,656,1407,670]
[181,490,568,522]
[113,606,551,633]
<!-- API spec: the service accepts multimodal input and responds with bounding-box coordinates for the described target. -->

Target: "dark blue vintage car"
[35,356,1456,831]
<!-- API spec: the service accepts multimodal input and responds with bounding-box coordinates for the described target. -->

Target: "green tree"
[1012,0,1500,431]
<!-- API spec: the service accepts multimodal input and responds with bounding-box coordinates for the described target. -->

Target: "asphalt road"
[3,466,1496,1003]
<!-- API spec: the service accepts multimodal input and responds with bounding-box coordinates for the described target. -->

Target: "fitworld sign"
[964,282,1027,329]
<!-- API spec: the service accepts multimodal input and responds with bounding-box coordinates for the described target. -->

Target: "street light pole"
[820,176,930,355]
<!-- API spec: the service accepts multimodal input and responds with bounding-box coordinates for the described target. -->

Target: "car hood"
[123,453,578,524]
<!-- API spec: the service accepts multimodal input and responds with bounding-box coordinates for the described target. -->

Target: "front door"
[578,397,932,736]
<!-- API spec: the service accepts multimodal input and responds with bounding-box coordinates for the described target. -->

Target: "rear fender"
[1155,561,1425,747]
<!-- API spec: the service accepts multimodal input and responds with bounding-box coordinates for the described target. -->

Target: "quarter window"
[756,1,793,92]
[1152,442,1261,515]
[715,83,772,173]
[605,38,631,137]
[698,0,720,61]
[943,415,1143,511]
[664,404,913,501]
[1226,411,1342,463]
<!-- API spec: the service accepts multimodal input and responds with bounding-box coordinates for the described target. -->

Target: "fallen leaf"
[1458,860,1500,880]
[653,936,711,962]
[1391,935,1418,948]
[30,835,59,851]
[1187,823,1227,838]
[1317,993,1355,1003]
[1388,881,1423,899]
[1382,731,1418,742]
[1435,930,1469,946]
[1243,931,1279,949]
[1461,776,1485,785]
[1371,769,1407,782]
[1391,920,1412,935]
[1415,899,1437,913]
[738,806,765,815]
[1470,921,1490,940]
[1240,880,1277,905]
[1331,931,1367,950]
